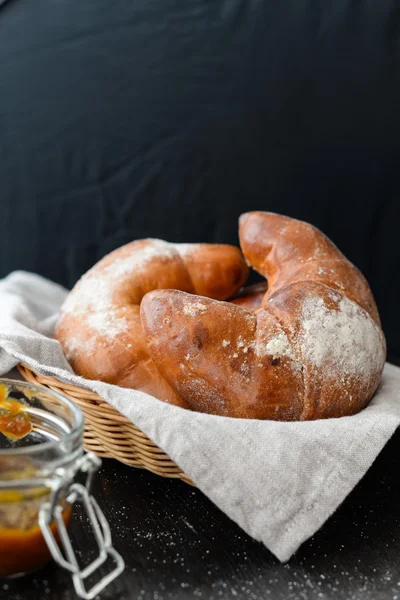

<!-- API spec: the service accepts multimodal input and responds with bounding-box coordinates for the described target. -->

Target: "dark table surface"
[2,363,400,600]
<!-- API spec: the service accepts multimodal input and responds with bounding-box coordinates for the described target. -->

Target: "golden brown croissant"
[54,239,248,406]
[141,212,386,420]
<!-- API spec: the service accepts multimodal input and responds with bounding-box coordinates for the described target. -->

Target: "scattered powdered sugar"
[221,336,255,356]
[236,335,254,355]
[61,275,115,316]
[60,277,128,342]
[300,295,385,377]
[86,310,129,337]
[237,336,245,349]
[174,243,202,258]
[183,302,208,316]
[63,336,95,361]
[108,240,175,279]
[62,240,177,315]
[60,240,179,341]
[257,332,294,360]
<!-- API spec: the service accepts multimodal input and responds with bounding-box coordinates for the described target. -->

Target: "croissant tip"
[239,212,253,227]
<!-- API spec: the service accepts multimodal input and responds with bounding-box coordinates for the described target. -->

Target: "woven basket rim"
[17,363,194,486]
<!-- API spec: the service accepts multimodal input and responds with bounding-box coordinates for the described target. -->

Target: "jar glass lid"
[0,378,84,462]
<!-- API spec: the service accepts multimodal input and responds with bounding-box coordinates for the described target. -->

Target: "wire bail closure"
[39,452,125,600]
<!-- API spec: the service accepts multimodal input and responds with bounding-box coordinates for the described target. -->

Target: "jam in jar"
[0,379,124,598]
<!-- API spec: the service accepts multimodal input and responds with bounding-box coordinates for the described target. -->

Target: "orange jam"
[0,383,32,441]
[0,504,72,577]
[0,381,69,577]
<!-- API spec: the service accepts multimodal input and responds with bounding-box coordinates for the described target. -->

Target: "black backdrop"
[1,0,399,357]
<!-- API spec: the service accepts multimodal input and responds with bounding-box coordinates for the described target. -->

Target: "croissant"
[54,239,248,406]
[141,212,386,420]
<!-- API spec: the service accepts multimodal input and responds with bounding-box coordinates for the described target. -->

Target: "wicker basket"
[18,364,194,486]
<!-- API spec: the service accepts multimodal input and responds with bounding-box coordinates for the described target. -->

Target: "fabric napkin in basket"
[1,271,400,562]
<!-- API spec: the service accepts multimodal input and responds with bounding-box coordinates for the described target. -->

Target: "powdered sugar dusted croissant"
[54,239,248,406]
[141,213,386,420]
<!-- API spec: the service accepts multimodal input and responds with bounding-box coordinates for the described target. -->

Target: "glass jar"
[0,379,124,599]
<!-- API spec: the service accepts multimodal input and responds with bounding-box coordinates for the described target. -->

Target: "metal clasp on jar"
[39,452,124,600]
